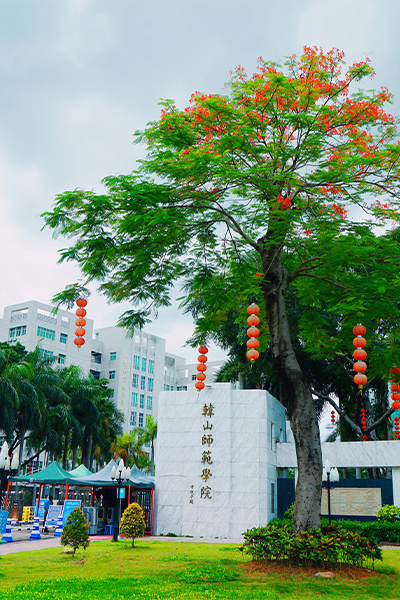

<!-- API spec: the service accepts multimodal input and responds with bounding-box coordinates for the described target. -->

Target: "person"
[43,495,53,533]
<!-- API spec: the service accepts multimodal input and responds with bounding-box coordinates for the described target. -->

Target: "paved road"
[0,534,242,555]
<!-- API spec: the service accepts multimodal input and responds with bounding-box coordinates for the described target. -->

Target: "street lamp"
[0,442,19,509]
[110,459,131,542]
[322,459,339,524]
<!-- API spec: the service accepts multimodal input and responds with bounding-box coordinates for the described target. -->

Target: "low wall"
[277,440,400,507]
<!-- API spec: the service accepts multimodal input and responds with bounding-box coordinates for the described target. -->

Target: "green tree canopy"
[43,47,400,531]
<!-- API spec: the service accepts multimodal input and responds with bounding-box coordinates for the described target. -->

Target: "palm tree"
[111,431,151,472]
[142,416,157,476]
[89,382,124,469]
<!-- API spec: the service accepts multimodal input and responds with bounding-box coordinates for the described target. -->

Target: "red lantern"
[360,408,366,413]
[247,338,260,349]
[247,314,260,327]
[390,367,400,375]
[363,435,368,441]
[74,338,85,347]
[75,318,86,327]
[354,374,367,387]
[75,307,86,318]
[75,327,85,337]
[247,326,260,338]
[353,337,366,348]
[247,303,260,315]
[392,401,400,410]
[195,346,207,390]
[353,348,367,361]
[76,298,87,308]
[353,361,367,373]
[246,349,259,361]
[353,324,366,336]
[391,384,400,392]
[391,393,400,401]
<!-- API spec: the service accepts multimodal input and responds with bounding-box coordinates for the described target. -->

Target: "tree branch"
[311,389,362,435]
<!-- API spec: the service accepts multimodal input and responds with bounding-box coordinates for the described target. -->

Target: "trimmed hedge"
[242,524,382,568]
[269,517,400,544]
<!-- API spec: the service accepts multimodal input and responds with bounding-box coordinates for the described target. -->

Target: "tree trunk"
[261,243,322,532]
[62,432,69,470]
[72,446,78,470]
[16,423,27,476]
[151,441,155,477]
[85,436,92,468]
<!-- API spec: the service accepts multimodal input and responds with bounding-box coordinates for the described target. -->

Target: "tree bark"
[260,243,322,532]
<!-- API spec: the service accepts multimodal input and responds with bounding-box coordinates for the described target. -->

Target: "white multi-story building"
[0,301,224,460]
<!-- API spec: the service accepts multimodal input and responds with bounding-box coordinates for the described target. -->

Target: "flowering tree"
[43,47,400,531]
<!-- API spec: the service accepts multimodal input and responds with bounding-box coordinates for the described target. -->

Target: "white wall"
[154,383,286,538]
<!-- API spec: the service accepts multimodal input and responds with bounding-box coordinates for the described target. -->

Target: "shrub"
[283,503,294,520]
[242,523,382,568]
[377,504,400,523]
[60,507,90,556]
[120,502,146,547]
[271,516,400,544]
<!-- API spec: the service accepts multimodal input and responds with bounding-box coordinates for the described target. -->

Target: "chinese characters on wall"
[200,403,214,500]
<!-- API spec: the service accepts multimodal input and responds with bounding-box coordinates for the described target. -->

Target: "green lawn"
[0,541,398,599]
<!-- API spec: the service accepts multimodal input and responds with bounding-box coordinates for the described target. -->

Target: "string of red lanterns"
[394,416,400,440]
[330,411,335,424]
[353,324,367,391]
[246,303,260,362]
[390,366,400,411]
[195,346,208,391]
[360,408,367,441]
[74,298,87,348]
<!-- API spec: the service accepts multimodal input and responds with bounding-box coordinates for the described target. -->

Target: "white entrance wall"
[154,383,286,538]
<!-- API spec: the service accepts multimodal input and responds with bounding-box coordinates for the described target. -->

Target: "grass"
[0,540,399,599]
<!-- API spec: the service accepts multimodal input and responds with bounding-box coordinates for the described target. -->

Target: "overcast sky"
[0,0,398,362]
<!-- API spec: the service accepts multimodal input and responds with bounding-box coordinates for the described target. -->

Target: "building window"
[131,392,137,407]
[109,371,116,380]
[148,359,154,374]
[60,333,68,344]
[191,374,197,381]
[133,355,140,370]
[140,376,146,391]
[110,390,115,399]
[147,396,153,411]
[147,378,153,392]
[138,413,144,427]
[130,412,137,426]
[58,354,66,365]
[142,357,147,372]
[140,394,145,409]
[37,326,55,340]
[171,386,174,390]
[132,373,139,388]
[38,348,53,359]
[110,352,117,361]
[271,483,275,514]
[9,325,26,338]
